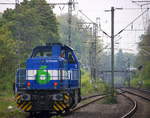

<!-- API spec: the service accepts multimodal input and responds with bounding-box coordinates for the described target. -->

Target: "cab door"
[67,51,79,88]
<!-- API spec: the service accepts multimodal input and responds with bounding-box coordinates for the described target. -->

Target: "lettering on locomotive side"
[26,67,70,82]
[45,60,58,63]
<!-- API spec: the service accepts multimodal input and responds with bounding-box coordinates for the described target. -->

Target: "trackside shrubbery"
[81,70,109,96]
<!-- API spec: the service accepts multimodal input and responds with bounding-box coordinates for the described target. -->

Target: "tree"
[0,23,18,92]
[115,49,126,70]
[2,0,59,59]
[131,24,150,89]
[57,14,90,68]
[0,0,59,93]
[137,24,150,64]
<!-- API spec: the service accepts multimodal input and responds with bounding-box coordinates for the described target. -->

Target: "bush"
[131,61,150,89]
[81,70,109,96]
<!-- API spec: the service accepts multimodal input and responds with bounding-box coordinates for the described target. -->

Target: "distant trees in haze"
[132,23,150,89]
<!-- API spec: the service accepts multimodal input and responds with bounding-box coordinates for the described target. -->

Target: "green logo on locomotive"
[36,66,51,84]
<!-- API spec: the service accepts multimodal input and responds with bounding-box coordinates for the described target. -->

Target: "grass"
[0,92,27,118]
[80,70,118,104]
[102,95,117,104]
[131,77,150,89]
[81,70,109,96]
[130,61,150,89]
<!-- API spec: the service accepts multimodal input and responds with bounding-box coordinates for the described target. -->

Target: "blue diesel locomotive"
[15,43,81,114]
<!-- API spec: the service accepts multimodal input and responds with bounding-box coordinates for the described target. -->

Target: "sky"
[0,0,150,54]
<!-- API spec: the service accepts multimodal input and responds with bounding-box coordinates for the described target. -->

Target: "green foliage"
[0,94,27,118]
[131,61,150,89]
[131,77,150,89]
[57,14,90,68]
[0,0,59,94]
[102,95,117,104]
[137,24,150,64]
[0,23,19,94]
[140,61,150,80]
[0,13,2,18]
[2,0,59,60]
[81,70,109,96]
[132,24,150,89]
[115,49,126,70]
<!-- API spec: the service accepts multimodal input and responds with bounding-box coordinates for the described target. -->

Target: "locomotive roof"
[33,43,74,51]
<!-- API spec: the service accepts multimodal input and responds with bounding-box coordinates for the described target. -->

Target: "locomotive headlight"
[22,94,31,101]
[52,94,63,101]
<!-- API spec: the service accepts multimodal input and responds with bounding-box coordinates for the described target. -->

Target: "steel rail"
[72,95,108,112]
[121,88,150,101]
[81,94,106,101]
[130,87,150,94]
[120,92,137,118]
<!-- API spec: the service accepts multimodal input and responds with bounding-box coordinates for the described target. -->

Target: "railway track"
[27,88,150,118]
[121,88,150,101]
[72,94,108,112]
[66,90,138,118]
[133,88,150,94]
[119,88,150,118]
[118,90,137,118]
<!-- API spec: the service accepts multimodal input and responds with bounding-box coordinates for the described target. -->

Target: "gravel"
[65,95,133,118]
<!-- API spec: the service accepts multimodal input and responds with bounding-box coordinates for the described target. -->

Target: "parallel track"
[28,88,150,118]
[121,88,150,101]
[81,94,106,101]
[130,87,150,95]
[120,88,150,118]
[72,94,108,112]
[120,93,137,118]
[70,91,138,118]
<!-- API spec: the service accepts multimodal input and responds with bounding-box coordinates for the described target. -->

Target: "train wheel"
[29,112,37,118]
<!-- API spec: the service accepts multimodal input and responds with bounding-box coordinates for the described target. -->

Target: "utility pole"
[92,23,98,82]
[78,22,98,82]
[127,58,130,88]
[77,11,102,82]
[111,7,115,97]
[15,0,19,6]
[68,0,73,46]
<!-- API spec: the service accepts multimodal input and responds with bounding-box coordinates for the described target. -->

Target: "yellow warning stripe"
[64,95,69,100]
[60,103,66,109]
[15,94,19,98]
[53,105,59,111]
[56,104,63,111]
[16,96,21,100]
[26,105,32,111]
[22,102,31,111]
[17,104,20,108]
[18,102,26,109]
[66,104,69,107]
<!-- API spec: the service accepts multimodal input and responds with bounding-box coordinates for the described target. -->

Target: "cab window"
[68,52,75,64]
[32,49,52,58]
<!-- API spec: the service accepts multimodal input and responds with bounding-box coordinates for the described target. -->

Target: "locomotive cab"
[15,43,81,113]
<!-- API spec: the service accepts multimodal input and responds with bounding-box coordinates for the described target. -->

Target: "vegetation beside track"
[81,70,110,96]
[132,24,150,89]
[131,62,150,89]
[0,93,27,118]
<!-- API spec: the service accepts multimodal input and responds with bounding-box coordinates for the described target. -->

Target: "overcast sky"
[0,0,150,54]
